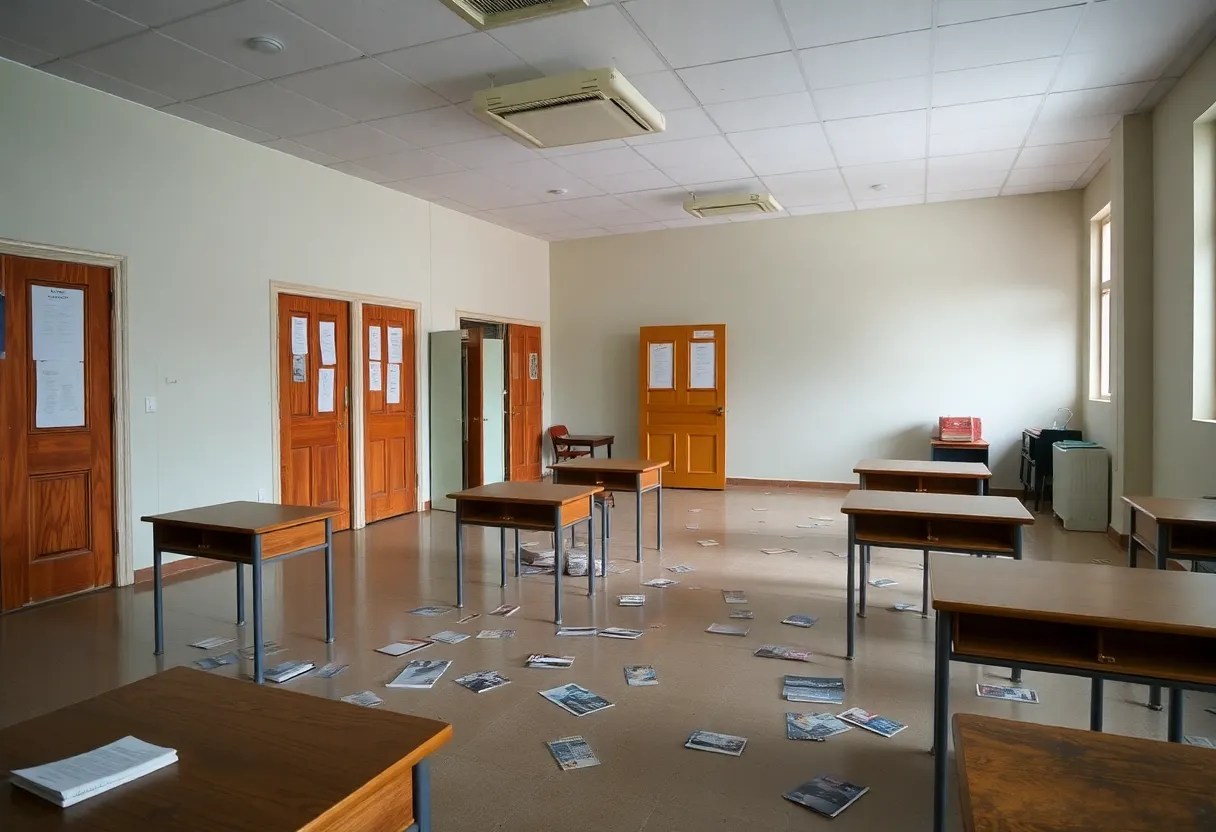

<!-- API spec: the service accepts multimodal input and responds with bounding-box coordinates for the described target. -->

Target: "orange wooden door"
[507,323,542,481]
[464,327,484,488]
[362,304,416,523]
[0,255,114,610]
[638,324,726,489]
[278,294,351,531]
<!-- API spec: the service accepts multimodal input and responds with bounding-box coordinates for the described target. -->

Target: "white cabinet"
[1051,443,1109,532]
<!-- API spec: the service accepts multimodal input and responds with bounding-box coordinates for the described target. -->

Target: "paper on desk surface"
[12,736,177,803]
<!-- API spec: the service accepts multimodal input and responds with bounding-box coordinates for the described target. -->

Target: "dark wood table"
[555,434,614,458]
[550,458,668,562]
[141,502,341,684]
[953,713,1216,832]
[0,667,452,831]
[449,482,602,624]
[930,556,1216,832]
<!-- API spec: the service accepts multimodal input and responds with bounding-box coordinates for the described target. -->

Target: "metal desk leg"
[932,610,952,832]
[412,757,433,832]
[635,476,643,563]
[1168,688,1184,743]
[656,484,663,551]
[607,442,612,458]
[600,499,609,578]
[589,444,595,458]
[1127,508,1138,568]
[1150,524,1169,710]
[500,527,507,588]
[846,516,856,660]
[252,536,264,685]
[1011,527,1024,685]
[858,542,869,618]
[236,563,245,626]
[1090,679,1104,731]
[455,504,464,609]
[921,550,930,618]
[153,545,164,656]
[588,498,596,597]
[554,511,565,625]
[514,529,521,577]
[324,518,334,643]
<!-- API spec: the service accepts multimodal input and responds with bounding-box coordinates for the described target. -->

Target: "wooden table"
[930,440,990,487]
[555,434,615,458]
[839,490,1033,659]
[449,482,602,624]
[853,459,992,617]
[953,713,1216,832]
[550,458,667,562]
[141,502,341,684]
[930,556,1216,832]
[0,667,452,831]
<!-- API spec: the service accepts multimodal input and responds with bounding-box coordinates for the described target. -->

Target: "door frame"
[269,282,423,529]
[0,237,133,586]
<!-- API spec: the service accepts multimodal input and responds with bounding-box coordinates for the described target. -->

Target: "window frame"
[1092,206,1113,402]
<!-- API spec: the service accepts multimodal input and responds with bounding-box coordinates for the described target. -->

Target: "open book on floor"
[454,670,510,694]
[837,707,906,737]
[539,684,614,717]
[784,775,869,818]
[386,660,452,690]
[786,712,851,741]
[783,676,844,705]
[685,730,747,756]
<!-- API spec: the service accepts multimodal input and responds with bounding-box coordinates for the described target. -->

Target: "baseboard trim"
[726,477,856,491]
[1107,525,1128,552]
[423,500,431,511]
[133,557,228,585]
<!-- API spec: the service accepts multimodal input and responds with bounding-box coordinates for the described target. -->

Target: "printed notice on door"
[319,321,337,366]
[317,367,335,413]
[35,360,85,428]
[648,342,673,389]
[690,341,715,389]
[369,360,382,392]
[387,364,401,404]
[387,326,404,364]
[292,353,306,383]
[529,352,539,380]
[31,285,84,363]
[368,325,382,361]
[291,316,308,356]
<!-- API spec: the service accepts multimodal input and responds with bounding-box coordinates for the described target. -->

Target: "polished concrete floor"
[2,486,1212,830]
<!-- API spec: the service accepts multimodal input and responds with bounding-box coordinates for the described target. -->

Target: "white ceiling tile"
[602,221,667,234]
[371,106,498,147]
[704,93,818,133]
[815,75,929,121]
[260,137,340,166]
[927,149,1018,191]
[689,176,766,195]
[537,138,628,158]
[583,169,678,194]
[1052,45,1174,92]
[1002,181,1076,194]
[854,194,925,210]
[482,159,604,200]
[327,161,395,183]
[623,0,790,68]
[634,135,742,169]
[931,95,1042,133]
[729,210,787,223]
[935,6,1084,72]
[781,0,933,48]
[359,150,467,179]
[1039,82,1155,119]
[628,70,698,111]
[932,58,1059,107]
[430,136,539,168]
[187,81,354,138]
[0,35,54,66]
[275,0,473,56]
[406,170,535,209]
[929,125,1030,155]
[825,110,928,166]
[159,101,276,142]
[429,197,479,214]
[0,0,146,57]
[626,107,721,145]
[382,178,440,199]
[1005,163,1089,186]
[1026,113,1120,146]
[801,31,931,90]
[761,169,851,206]
[788,202,856,215]
[726,123,835,175]
[660,156,755,185]
[618,188,696,220]
[547,227,614,240]
[378,33,540,104]
[71,30,260,101]
[39,58,175,107]
[552,147,655,178]
[927,188,1002,202]
[275,59,446,121]
[937,0,1084,26]
[487,204,595,232]
[561,195,653,224]
[662,216,730,228]
[841,159,926,198]
[290,123,413,160]
[1015,140,1107,168]
[1070,0,1213,52]
[678,52,805,106]
[162,0,360,79]
[490,5,666,76]
[93,0,233,27]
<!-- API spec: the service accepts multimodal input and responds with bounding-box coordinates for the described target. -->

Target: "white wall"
[0,59,549,571]
[551,194,1081,489]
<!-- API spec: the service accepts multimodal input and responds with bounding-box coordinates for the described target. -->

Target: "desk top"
[1124,495,1216,525]
[0,667,452,831]
[140,502,342,534]
[840,490,1033,524]
[557,434,614,444]
[449,482,602,505]
[550,458,669,474]
[929,439,989,449]
[854,458,991,478]
[930,554,1216,636]
[953,714,1216,832]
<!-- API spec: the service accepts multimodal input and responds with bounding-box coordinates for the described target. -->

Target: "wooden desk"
[953,714,1216,832]
[930,556,1216,832]
[930,440,990,491]
[449,482,601,624]
[839,490,1033,659]
[141,502,341,684]
[853,459,992,617]
[555,434,615,458]
[0,667,452,832]
[550,458,667,562]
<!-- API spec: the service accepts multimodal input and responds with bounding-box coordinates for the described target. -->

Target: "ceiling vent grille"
[684,193,783,218]
[440,0,588,28]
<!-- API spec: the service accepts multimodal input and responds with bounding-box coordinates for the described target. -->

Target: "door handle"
[715,407,724,415]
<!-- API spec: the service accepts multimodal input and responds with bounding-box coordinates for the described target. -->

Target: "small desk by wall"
[554,434,615,458]
[550,458,667,562]
[929,440,990,492]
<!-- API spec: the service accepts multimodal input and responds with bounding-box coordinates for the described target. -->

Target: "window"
[1098,215,1111,399]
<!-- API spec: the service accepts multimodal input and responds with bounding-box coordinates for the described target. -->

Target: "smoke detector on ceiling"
[246,36,284,54]
[439,0,588,29]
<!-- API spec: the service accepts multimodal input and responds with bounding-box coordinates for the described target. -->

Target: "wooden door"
[638,324,726,489]
[362,304,416,523]
[278,294,351,531]
[507,324,542,481]
[464,328,484,488]
[0,255,114,610]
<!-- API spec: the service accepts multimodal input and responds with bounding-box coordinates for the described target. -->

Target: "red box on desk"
[938,416,983,442]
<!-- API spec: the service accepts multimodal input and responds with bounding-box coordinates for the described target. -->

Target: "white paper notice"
[690,341,716,389]
[387,326,404,364]
[31,285,84,362]
[648,342,673,389]
[368,326,382,361]
[317,368,335,413]
[692,329,715,339]
[369,361,382,392]
[387,363,401,404]
[35,360,85,428]
[290,316,308,356]
[319,321,337,366]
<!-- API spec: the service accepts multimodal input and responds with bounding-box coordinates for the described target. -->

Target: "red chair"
[549,425,589,462]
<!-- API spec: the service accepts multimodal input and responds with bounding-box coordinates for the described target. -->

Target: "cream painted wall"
[0,59,549,572]
[551,194,1081,489]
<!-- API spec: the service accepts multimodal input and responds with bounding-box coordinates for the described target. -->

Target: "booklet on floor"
[387,660,452,690]
[539,683,615,717]
[783,676,845,705]
[783,775,869,818]
[454,670,510,694]
[837,707,906,738]
[547,736,600,770]
[684,730,747,756]
[786,712,852,742]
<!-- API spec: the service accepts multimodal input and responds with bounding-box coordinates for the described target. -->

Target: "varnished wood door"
[507,324,542,481]
[362,304,416,523]
[464,328,484,488]
[278,294,351,531]
[0,255,114,610]
[638,324,726,490]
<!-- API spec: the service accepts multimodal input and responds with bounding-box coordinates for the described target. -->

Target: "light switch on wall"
[145,396,157,413]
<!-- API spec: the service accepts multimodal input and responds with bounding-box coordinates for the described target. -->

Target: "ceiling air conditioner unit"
[440,0,588,29]
[684,193,783,218]
[473,68,665,149]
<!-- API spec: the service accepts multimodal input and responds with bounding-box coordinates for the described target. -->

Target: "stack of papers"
[754,645,812,663]
[189,636,234,650]
[407,606,451,617]
[193,652,237,671]
[729,609,754,619]
[617,595,646,606]
[782,614,818,628]
[642,578,678,588]
[540,684,614,717]
[667,564,695,573]
[387,660,452,690]
[454,670,510,694]
[598,627,643,639]
[556,626,597,637]
[489,604,519,617]
[837,707,906,737]
[10,736,178,808]
[527,654,574,668]
[376,639,431,656]
[477,629,515,639]
[786,713,852,741]
[685,730,747,756]
[783,676,845,705]
[263,660,314,683]
[429,631,470,644]
[624,666,658,686]
[722,590,748,604]
[341,690,383,708]
[706,623,749,636]
[784,775,868,818]
[547,736,600,770]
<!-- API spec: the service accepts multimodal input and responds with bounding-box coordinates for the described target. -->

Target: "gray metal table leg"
[252,536,264,684]
[656,484,663,550]
[600,499,609,577]
[1011,527,1024,685]
[1168,688,1184,742]
[514,528,521,577]
[412,757,433,832]
[324,518,334,643]
[1127,508,1138,568]
[1150,524,1169,710]
[859,543,869,618]
[635,475,643,563]
[236,563,245,626]
[455,504,464,609]
[588,498,596,597]
[1090,678,1104,731]
[846,516,856,660]
[153,545,164,656]
[499,527,507,588]
[932,610,952,832]
[921,549,929,618]
[554,510,564,624]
